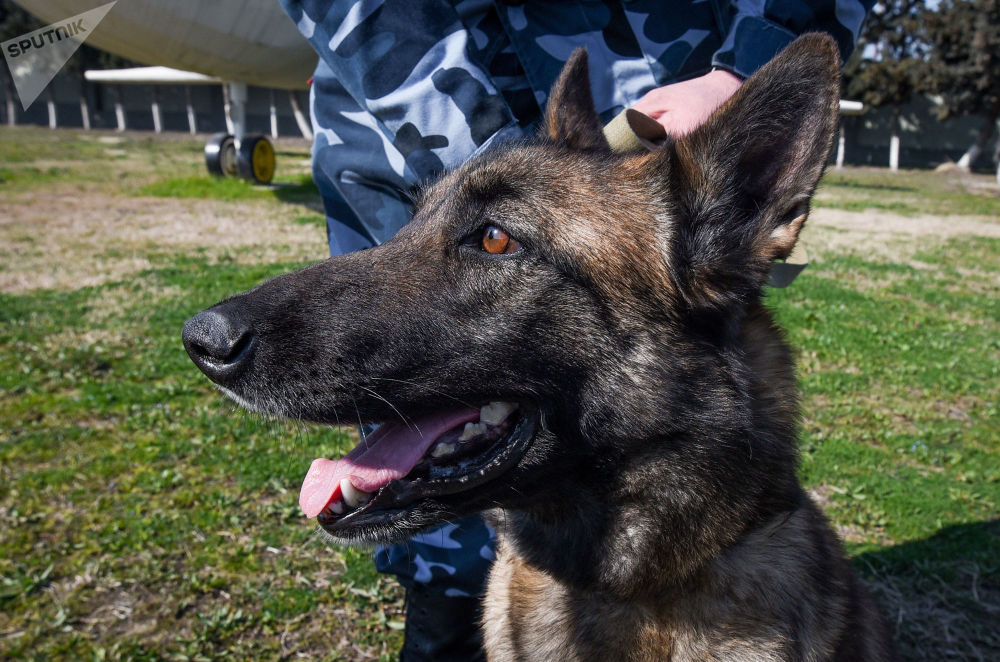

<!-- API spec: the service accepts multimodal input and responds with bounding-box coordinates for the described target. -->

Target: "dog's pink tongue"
[299,408,480,518]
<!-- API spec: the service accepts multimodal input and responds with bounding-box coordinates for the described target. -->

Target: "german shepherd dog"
[184,34,894,661]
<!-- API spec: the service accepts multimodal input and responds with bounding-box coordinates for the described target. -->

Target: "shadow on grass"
[822,180,919,193]
[855,520,999,661]
[137,174,323,213]
[274,150,312,158]
[270,177,322,211]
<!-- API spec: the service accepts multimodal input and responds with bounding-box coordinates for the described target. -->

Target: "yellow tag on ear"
[603,109,668,153]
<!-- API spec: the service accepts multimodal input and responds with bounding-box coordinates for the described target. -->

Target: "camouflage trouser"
[278,0,870,596]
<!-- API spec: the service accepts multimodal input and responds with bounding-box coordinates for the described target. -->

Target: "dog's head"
[184,35,840,554]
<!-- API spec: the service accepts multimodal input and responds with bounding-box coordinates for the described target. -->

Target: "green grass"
[815,168,1000,216]
[766,236,999,658]
[138,175,276,201]
[0,165,79,185]
[138,174,319,203]
[295,214,327,227]
[770,251,998,547]
[1,127,998,660]
[0,258,405,660]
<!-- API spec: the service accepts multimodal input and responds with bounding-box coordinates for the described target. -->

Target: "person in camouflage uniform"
[281,0,871,254]
[277,1,872,659]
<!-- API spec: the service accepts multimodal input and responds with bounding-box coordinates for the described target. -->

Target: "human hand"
[631,69,742,137]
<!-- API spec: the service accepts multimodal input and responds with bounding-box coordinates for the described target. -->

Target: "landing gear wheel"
[237,134,276,184]
[205,133,237,177]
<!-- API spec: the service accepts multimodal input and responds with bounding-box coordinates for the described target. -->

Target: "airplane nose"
[182,307,254,383]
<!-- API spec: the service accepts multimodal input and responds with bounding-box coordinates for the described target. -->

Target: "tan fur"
[484,537,674,662]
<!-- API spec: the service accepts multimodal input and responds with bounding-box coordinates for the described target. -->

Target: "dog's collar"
[602,109,808,288]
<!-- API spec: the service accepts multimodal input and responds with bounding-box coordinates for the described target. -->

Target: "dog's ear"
[662,34,840,312]
[545,48,610,151]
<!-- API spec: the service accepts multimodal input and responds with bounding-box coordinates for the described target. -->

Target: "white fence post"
[47,88,57,129]
[289,90,312,141]
[185,85,197,134]
[269,88,279,139]
[114,84,126,131]
[151,86,162,133]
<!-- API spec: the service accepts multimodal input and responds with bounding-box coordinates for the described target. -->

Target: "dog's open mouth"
[299,401,537,533]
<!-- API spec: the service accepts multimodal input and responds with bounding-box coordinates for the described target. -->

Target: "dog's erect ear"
[545,48,610,151]
[664,34,840,312]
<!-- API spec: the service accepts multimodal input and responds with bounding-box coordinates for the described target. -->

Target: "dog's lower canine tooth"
[480,401,517,425]
[340,477,370,508]
[328,500,344,515]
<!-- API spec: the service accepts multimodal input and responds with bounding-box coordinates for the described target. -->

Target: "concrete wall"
[838,96,999,172]
[1,71,310,137]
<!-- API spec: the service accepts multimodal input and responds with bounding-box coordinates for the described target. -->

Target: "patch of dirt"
[812,209,1000,238]
[802,208,1000,265]
[0,190,327,293]
[4,175,997,295]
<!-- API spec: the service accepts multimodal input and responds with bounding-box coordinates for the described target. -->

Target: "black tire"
[205,133,237,177]
[236,134,276,184]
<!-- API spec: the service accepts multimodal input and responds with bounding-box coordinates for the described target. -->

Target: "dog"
[183,33,894,661]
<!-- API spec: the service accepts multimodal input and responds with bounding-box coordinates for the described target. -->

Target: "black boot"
[399,586,487,662]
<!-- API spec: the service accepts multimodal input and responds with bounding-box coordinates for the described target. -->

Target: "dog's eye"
[481,226,521,255]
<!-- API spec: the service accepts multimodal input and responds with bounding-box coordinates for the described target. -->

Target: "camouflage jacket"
[280,0,871,253]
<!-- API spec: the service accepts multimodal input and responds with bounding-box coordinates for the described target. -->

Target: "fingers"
[631,70,742,137]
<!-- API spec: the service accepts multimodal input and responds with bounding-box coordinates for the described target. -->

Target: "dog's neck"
[495,482,804,604]
[491,304,804,602]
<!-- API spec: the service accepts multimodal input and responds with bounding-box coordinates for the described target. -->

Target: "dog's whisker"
[348,395,371,452]
[359,385,419,434]
[371,377,477,409]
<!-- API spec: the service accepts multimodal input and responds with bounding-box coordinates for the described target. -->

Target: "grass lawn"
[1,127,998,660]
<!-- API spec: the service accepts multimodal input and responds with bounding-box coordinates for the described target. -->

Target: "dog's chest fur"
[483,539,672,662]
[482,502,877,662]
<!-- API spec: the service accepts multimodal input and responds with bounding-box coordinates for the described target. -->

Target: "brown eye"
[481,225,520,254]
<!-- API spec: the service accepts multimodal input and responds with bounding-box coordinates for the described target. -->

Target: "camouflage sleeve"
[711,0,874,78]
[280,0,522,174]
[374,517,496,596]
[278,0,525,249]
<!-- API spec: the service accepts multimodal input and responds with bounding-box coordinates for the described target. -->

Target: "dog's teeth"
[480,401,517,426]
[459,421,487,441]
[340,478,371,508]
[328,499,344,515]
[431,442,457,458]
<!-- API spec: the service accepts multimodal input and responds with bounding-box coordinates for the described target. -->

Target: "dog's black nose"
[182,307,254,382]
